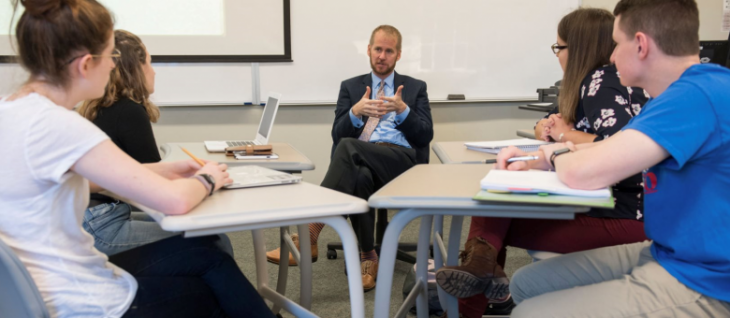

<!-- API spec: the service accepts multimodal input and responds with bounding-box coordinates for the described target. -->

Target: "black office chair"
[326,208,431,264]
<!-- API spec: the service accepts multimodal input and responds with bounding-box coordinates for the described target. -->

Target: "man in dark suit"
[266,25,433,291]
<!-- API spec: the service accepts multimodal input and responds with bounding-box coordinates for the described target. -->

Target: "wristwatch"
[549,148,572,169]
[193,173,216,197]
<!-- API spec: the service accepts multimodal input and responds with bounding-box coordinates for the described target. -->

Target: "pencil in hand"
[180,146,206,167]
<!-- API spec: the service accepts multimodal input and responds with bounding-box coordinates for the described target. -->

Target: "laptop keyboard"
[226,141,255,147]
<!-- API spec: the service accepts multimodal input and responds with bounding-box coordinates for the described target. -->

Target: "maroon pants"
[458,214,647,318]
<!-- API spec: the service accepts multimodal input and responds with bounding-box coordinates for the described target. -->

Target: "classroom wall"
[1,0,724,187]
[142,0,730,185]
[583,0,728,40]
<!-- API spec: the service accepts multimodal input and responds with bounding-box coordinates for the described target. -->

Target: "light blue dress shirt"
[348,72,412,148]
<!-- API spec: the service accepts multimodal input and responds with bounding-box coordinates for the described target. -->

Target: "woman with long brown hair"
[434,8,649,318]
[0,0,272,316]
[78,29,160,163]
[77,30,233,257]
[536,8,649,144]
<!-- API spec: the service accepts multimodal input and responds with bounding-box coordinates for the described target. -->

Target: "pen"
[180,146,206,166]
[464,156,540,164]
[506,155,540,163]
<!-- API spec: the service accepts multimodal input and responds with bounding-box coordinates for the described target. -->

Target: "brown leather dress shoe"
[361,260,378,292]
[435,237,509,299]
[265,233,318,266]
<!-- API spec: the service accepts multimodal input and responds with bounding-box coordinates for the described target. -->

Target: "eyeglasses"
[64,48,122,66]
[551,43,568,55]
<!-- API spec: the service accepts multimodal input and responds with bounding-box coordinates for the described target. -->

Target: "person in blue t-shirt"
[495,0,730,316]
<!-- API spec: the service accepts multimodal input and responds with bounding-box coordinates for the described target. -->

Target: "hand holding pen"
[496,146,554,171]
[180,146,232,190]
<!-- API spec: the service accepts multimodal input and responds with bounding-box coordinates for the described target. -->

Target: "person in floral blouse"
[434,8,650,318]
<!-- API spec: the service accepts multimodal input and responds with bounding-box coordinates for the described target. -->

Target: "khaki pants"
[510,241,730,317]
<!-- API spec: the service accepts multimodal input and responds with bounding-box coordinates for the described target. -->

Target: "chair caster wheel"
[327,249,337,259]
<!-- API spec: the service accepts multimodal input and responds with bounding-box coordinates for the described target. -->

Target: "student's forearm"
[74,141,208,215]
[554,130,668,189]
[107,176,208,215]
[143,161,198,180]
[554,148,610,190]
[574,140,601,150]
[158,179,208,215]
[569,131,621,150]
[143,162,168,177]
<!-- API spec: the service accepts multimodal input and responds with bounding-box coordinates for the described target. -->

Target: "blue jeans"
[111,235,275,318]
[83,202,233,257]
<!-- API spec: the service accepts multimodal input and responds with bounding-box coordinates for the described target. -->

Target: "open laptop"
[204,93,282,152]
[223,165,302,189]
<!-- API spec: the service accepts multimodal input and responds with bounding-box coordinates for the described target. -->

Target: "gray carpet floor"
[227,212,532,317]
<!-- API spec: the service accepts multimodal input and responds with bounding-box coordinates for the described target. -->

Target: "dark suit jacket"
[331,71,434,164]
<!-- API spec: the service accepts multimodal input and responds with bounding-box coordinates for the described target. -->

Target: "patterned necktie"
[358,80,385,142]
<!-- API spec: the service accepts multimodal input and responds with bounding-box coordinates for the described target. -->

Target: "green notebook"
[473,189,615,209]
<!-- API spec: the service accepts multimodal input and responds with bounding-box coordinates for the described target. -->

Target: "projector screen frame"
[0,0,292,64]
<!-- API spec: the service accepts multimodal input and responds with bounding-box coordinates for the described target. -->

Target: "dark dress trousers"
[322,71,433,251]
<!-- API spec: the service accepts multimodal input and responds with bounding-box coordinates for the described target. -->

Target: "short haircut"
[614,0,699,56]
[369,25,402,51]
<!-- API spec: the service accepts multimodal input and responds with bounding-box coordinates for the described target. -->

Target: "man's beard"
[370,60,396,77]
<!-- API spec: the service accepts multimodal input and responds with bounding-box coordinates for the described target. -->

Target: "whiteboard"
[1,0,580,105]
[260,0,581,103]
[151,63,253,105]
[0,0,288,60]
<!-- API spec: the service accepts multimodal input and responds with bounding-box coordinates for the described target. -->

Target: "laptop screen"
[258,95,279,138]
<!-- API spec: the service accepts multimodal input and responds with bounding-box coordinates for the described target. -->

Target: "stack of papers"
[480,170,611,197]
[474,170,614,208]
[465,138,551,154]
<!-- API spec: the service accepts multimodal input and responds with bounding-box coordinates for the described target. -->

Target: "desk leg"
[433,215,444,263]
[433,216,451,312]
[444,216,464,318]
[374,209,423,318]
[297,223,313,309]
[320,216,365,318]
[272,227,291,315]
[252,229,270,291]
[415,215,434,318]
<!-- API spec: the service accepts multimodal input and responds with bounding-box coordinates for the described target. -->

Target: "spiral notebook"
[474,170,614,208]
[464,138,551,154]
[480,170,611,197]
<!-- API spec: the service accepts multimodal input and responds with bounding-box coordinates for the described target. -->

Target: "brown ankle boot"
[265,234,318,266]
[361,259,378,292]
[435,237,509,299]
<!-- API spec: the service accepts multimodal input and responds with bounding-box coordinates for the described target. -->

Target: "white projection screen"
[0,0,291,62]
